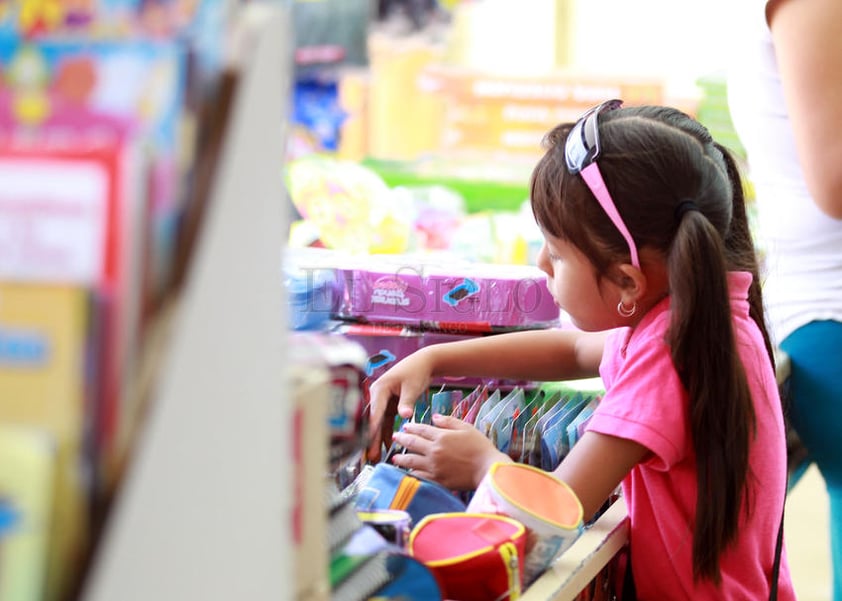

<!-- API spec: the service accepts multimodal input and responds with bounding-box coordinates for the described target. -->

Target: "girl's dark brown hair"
[531,105,774,584]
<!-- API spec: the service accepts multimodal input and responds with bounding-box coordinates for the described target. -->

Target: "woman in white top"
[728,0,842,599]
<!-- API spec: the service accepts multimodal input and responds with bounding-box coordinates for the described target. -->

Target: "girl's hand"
[389,414,511,490]
[366,347,436,462]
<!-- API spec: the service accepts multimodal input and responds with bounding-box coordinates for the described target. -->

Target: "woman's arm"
[768,0,842,219]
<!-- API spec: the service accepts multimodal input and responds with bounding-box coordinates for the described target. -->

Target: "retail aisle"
[786,464,832,601]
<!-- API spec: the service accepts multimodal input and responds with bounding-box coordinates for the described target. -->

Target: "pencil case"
[353,462,466,527]
[467,461,584,584]
[409,512,527,601]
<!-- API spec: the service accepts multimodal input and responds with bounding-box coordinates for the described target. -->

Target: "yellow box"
[0,282,92,601]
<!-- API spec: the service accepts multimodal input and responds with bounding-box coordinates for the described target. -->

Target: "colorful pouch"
[467,462,584,585]
[409,512,526,601]
[353,462,466,527]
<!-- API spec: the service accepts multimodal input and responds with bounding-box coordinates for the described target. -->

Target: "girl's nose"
[536,242,552,275]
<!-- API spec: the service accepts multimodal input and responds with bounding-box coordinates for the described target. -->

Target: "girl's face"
[536,232,621,332]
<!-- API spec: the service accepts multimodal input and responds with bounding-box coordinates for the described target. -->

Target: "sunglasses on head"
[564,98,640,268]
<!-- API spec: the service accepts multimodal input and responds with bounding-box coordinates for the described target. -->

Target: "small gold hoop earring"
[617,300,637,318]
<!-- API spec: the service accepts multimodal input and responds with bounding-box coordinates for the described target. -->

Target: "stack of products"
[328,476,446,601]
[286,247,559,385]
[290,330,447,601]
[343,458,590,599]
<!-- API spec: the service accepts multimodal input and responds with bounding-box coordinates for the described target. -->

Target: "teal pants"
[781,320,842,601]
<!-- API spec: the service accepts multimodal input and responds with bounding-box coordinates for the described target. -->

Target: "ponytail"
[716,143,775,369]
[667,208,756,583]
[666,141,775,584]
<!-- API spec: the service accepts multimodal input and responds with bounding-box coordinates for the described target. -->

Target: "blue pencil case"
[353,463,466,527]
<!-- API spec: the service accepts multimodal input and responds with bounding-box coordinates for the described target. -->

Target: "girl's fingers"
[431,413,471,430]
[392,431,431,454]
[400,422,436,439]
[397,392,418,419]
[390,449,431,478]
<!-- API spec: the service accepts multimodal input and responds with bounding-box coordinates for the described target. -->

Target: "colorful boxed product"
[284,248,560,332]
[0,35,188,302]
[0,141,141,473]
[331,322,534,391]
[336,261,559,332]
[331,322,423,378]
[0,283,94,601]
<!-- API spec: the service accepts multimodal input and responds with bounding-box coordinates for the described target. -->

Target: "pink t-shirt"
[587,271,796,600]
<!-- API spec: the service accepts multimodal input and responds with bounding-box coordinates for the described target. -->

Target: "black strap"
[622,544,636,600]
[769,507,784,601]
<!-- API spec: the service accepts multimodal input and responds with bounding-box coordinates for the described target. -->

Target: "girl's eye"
[547,251,561,262]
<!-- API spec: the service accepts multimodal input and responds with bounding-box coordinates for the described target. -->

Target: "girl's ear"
[615,262,648,302]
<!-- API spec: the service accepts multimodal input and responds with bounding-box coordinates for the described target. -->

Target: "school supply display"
[408,512,527,601]
[0,35,193,517]
[467,462,585,585]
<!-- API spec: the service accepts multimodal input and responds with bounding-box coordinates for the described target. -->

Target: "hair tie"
[675,199,700,222]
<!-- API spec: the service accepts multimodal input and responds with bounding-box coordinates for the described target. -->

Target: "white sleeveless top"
[727,0,842,344]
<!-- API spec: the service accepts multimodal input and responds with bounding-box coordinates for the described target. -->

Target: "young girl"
[367,102,796,599]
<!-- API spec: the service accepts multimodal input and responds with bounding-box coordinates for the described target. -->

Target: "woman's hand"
[366,347,437,461]
[389,414,511,490]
